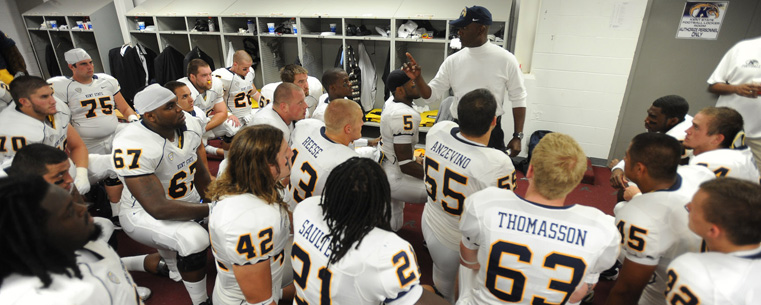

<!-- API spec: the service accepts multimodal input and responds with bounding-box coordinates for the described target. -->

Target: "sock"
[110,201,120,217]
[183,276,208,305]
[121,254,147,272]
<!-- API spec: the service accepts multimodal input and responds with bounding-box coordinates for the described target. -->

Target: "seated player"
[607,133,715,305]
[178,59,238,137]
[421,88,517,302]
[292,157,449,305]
[252,82,307,145]
[260,64,323,117]
[666,178,761,304]
[381,69,427,231]
[0,175,138,304]
[208,125,294,305]
[684,106,760,182]
[311,68,351,122]
[112,84,212,305]
[287,99,362,209]
[213,50,262,126]
[459,133,620,305]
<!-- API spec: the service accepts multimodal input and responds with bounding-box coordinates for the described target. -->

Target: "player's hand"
[507,138,521,157]
[368,137,381,147]
[402,52,421,80]
[623,185,641,201]
[607,158,620,169]
[734,83,760,98]
[609,168,628,189]
[227,115,242,127]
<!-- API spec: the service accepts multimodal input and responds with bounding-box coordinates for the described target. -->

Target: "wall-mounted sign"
[676,1,728,40]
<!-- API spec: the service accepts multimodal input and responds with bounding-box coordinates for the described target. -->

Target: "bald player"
[287,99,362,210]
[213,50,263,126]
[252,82,308,145]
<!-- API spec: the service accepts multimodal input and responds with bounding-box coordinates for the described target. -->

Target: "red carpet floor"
[117,163,618,305]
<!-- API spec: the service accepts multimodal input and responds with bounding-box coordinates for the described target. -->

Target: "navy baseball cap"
[449,6,493,28]
[387,70,411,92]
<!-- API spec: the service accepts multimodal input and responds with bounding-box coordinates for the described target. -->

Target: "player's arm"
[402,53,432,100]
[113,92,138,120]
[459,241,480,270]
[232,261,277,305]
[66,125,88,168]
[605,258,657,305]
[395,143,424,179]
[507,107,526,157]
[708,82,760,98]
[194,144,212,198]
[206,101,229,131]
[124,174,209,220]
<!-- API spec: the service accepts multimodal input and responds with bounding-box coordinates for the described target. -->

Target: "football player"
[212,50,262,125]
[251,82,307,145]
[208,125,294,305]
[684,106,760,182]
[287,99,362,209]
[666,178,761,304]
[260,64,323,117]
[292,157,449,305]
[311,68,352,122]
[381,69,426,231]
[0,76,89,193]
[607,133,715,305]
[112,84,212,305]
[422,88,516,302]
[459,133,620,305]
[178,59,237,136]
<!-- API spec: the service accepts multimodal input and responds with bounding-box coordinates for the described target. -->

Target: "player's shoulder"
[47,76,70,85]
[293,195,322,221]
[468,187,519,210]
[93,73,116,82]
[214,193,281,224]
[182,111,204,136]
[113,123,159,150]
[0,273,96,305]
[212,68,234,81]
[294,118,325,131]
[348,227,413,267]
[428,120,457,134]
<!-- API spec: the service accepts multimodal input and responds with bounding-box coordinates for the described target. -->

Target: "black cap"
[387,70,410,92]
[449,6,493,28]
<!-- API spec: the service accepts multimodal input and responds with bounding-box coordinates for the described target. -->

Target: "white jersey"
[185,106,209,131]
[177,76,225,115]
[613,165,715,305]
[113,112,204,211]
[0,97,70,166]
[260,76,323,116]
[76,239,141,305]
[0,273,110,305]
[209,193,290,304]
[292,196,424,305]
[252,104,294,145]
[0,80,11,112]
[690,147,760,183]
[380,101,420,166]
[423,121,516,251]
[212,67,256,119]
[458,187,620,305]
[665,246,761,305]
[311,94,330,122]
[287,119,358,209]
[48,74,121,141]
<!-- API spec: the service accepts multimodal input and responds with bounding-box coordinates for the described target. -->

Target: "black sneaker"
[198,298,213,305]
[601,261,622,281]
[110,216,122,230]
[581,289,595,304]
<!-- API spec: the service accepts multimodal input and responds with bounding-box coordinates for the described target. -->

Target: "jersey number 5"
[616,220,648,252]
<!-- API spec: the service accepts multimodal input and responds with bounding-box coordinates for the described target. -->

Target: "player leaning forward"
[112,84,213,305]
[459,133,620,305]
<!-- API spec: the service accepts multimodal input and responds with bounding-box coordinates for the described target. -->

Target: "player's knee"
[176,223,211,255]
[177,249,207,272]
[104,177,122,186]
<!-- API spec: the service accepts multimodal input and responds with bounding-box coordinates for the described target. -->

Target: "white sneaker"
[137,286,152,301]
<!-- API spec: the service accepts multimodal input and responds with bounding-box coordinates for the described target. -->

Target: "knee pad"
[104,177,122,186]
[177,249,208,272]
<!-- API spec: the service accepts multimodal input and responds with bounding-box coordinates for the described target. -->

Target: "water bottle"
[207,17,215,32]
[247,19,254,33]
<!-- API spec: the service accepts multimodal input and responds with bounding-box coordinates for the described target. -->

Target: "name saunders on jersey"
[301,136,324,159]
[297,219,333,258]
[429,140,471,169]
[496,211,588,247]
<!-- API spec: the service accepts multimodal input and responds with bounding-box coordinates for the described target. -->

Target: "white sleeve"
[361,239,424,305]
[707,43,736,85]
[589,215,622,276]
[459,193,482,250]
[424,60,452,104]
[504,55,527,108]
[615,207,667,266]
[612,159,625,172]
[389,110,419,145]
[112,136,158,177]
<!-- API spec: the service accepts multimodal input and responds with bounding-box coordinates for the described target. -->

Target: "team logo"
[742,59,760,68]
[75,88,82,93]
[168,152,174,161]
[687,3,721,18]
[107,271,121,284]
[461,8,467,18]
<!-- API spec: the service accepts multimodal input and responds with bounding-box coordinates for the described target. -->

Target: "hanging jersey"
[458,187,621,305]
[690,147,760,183]
[252,104,294,145]
[287,119,359,209]
[0,80,11,112]
[48,74,121,140]
[380,101,420,166]
[292,196,424,305]
[665,247,761,305]
[113,112,204,211]
[0,97,70,166]
[209,193,290,304]
[0,273,110,305]
[177,76,224,116]
[76,239,141,305]
[423,121,517,251]
[613,165,715,305]
[212,67,257,119]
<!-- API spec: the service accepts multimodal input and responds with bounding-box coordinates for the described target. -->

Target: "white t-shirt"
[212,67,256,119]
[690,147,760,183]
[459,187,620,305]
[178,76,225,116]
[209,193,290,304]
[292,196,424,305]
[0,97,70,166]
[49,74,120,141]
[666,246,761,305]
[426,42,527,119]
[422,121,516,250]
[613,165,715,305]
[113,112,204,211]
[707,36,761,137]
[380,101,420,168]
[251,104,294,145]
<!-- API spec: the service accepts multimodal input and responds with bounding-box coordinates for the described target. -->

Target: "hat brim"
[449,18,471,28]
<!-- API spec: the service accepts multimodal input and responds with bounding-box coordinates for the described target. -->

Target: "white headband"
[64,48,91,65]
[134,84,175,114]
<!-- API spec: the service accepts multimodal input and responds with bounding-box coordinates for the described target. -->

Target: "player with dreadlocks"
[291,157,449,305]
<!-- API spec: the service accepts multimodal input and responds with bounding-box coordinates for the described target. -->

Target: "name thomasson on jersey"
[496,211,588,246]
[297,219,333,258]
[429,140,471,169]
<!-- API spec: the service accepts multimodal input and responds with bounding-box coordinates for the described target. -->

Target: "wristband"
[76,167,89,180]
[127,114,139,122]
[246,296,274,305]
[459,252,478,265]
[398,159,413,166]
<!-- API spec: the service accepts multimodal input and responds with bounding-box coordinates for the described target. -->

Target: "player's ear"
[491,116,497,127]
[526,164,535,179]
[712,133,724,147]
[707,223,721,239]
[665,117,679,128]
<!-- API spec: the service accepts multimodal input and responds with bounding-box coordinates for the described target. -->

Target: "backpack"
[516,130,553,174]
